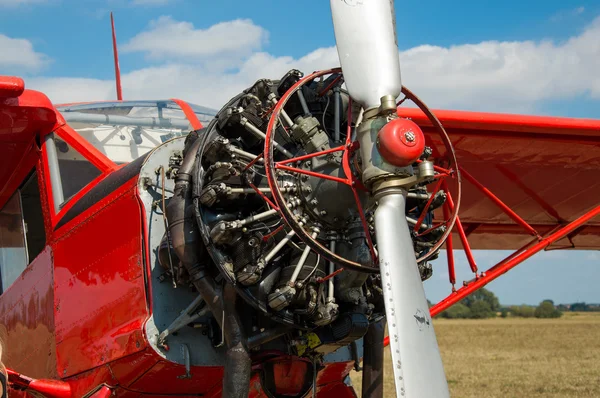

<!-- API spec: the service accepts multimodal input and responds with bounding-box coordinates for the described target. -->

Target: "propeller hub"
[376,118,425,167]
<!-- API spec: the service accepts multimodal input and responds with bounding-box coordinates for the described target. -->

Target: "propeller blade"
[329,0,402,109]
[374,190,449,397]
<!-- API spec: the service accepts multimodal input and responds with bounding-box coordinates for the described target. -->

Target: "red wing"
[399,107,600,250]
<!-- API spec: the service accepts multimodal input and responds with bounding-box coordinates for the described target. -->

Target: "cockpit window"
[56,101,216,164]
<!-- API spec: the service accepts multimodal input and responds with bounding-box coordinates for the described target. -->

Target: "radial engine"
[150,68,456,397]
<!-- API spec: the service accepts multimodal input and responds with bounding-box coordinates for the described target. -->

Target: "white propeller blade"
[330,0,402,109]
[375,191,449,397]
[329,1,450,397]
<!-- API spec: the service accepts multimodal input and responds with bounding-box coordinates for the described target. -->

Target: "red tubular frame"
[443,180,478,274]
[442,201,456,286]
[460,166,539,238]
[430,204,600,317]
[384,203,600,347]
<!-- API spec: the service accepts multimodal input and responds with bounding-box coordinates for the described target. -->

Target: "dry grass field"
[350,312,600,397]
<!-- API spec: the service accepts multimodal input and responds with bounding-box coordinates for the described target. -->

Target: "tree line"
[438,289,563,319]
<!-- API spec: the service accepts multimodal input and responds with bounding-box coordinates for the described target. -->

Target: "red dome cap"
[376,118,425,167]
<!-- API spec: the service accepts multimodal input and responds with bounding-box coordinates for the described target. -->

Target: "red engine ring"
[262,68,460,273]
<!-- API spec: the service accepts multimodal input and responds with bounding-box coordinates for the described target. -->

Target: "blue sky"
[1,0,599,305]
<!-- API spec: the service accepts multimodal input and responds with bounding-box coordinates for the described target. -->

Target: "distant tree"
[542,299,554,305]
[469,300,495,319]
[500,308,509,318]
[427,299,433,308]
[461,288,500,312]
[535,301,562,318]
[441,303,471,319]
[510,305,535,318]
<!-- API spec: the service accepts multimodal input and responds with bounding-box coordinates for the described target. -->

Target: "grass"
[350,312,600,397]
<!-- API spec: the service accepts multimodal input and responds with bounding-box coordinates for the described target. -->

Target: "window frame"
[0,169,47,293]
[41,124,118,229]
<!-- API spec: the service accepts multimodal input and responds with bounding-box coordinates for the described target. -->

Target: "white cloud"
[0,0,47,7]
[131,0,172,6]
[122,16,269,62]
[0,34,48,71]
[27,15,600,113]
[550,6,585,22]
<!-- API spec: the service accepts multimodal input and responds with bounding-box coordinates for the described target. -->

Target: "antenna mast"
[110,12,123,101]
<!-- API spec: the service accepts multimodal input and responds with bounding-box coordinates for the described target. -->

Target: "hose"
[166,133,251,398]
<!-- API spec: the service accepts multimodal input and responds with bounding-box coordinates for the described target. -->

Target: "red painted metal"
[7,369,71,398]
[54,171,110,226]
[430,204,600,317]
[317,267,345,284]
[460,166,539,238]
[110,12,123,101]
[377,118,425,167]
[4,71,600,396]
[443,180,478,274]
[171,98,203,130]
[52,178,148,377]
[413,178,444,233]
[89,385,113,398]
[0,76,25,98]
[442,202,456,287]
[0,88,57,207]
[0,248,58,379]
[276,144,345,166]
[248,179,279,210]
[275,163,349,185]
[398,107,600,139]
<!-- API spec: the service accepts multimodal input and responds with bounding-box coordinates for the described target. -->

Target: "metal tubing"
[276,145,345,166]
[361,319,385,398]
[297,90,311,117]
[443,183,478,273]
[44,133,65,212]
[264,230,297,263]
[430,204,600,317]
[239,209,279,227]
[110,12,123,101]
[275,164,349,185]
[167,138,251,398]
[374,189,449,397]
[406,216,430,231]
[290,229,319,283]
[328,240,336,301]
[442,201,456,285]
[413,179,444,233]
[334,87,341,142]
[241,117,293,158]
[62,111,191,130]
[280,109,295,128]
[229,146,263,162]
[460,167,539,237]
[222,284,251,398]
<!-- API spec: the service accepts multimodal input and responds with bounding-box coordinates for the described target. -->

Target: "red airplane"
[1,4,599,398]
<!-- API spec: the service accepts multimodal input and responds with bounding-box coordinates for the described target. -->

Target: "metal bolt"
[320,210,327,216]
[405,131,416,142]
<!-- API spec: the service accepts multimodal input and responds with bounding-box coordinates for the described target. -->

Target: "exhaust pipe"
[361,319,385,398]
[166,137,251,398]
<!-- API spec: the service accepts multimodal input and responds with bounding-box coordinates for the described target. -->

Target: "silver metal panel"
[138,137,225,366]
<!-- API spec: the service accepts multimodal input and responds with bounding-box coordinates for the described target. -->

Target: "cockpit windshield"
[56,100,217,164]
